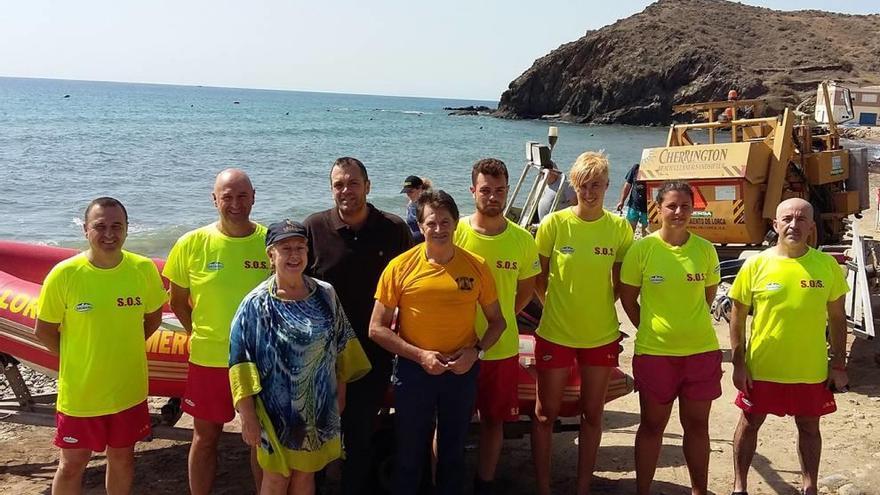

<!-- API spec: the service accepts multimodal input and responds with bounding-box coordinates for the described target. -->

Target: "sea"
[0,77,667,257]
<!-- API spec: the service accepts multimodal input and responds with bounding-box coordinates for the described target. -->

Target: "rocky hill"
[495,0,880,125]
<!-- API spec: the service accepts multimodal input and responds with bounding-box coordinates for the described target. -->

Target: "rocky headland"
[495,0,880,125]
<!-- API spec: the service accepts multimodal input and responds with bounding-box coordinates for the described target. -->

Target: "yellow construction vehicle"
[638,81,868,252]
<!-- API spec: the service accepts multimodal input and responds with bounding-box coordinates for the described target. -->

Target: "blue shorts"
[626,207,649,226]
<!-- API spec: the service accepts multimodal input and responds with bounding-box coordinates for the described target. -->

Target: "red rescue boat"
[0,241,632,416]
[0,241,188,398]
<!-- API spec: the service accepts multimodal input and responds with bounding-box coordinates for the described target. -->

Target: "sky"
[1,0,876,101]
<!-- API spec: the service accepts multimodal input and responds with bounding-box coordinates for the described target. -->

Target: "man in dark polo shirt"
[304,156,413,495]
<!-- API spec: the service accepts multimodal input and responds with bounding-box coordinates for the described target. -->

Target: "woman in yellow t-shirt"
[619,181,722,495]
[532,151,633,495]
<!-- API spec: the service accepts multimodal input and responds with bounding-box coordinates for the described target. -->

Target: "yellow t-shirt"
[620,232,721,356]
[535,208,633,348]
[375,244,498,355]
[37,251,167,416]
[729,248,849,384]
[454,217,540,360]
[163,223,270,367]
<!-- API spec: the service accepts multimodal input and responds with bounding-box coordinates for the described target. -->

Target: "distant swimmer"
[35,197,166,495]
[63,94,70,98]
[285,112,289,116]
[233,101,240,104]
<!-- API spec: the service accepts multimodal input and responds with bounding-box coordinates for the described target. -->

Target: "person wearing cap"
[230,219,371,495]
[728,198,849,495]
[303,157,412,495]
[370,189,505,495]
[163,168,271,494]
[35,197,167,494]
[401,175,432,243]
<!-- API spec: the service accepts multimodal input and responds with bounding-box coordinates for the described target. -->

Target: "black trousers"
[340,359,393,495]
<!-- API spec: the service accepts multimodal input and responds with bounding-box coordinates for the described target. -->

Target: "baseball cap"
[265,219,308,247]
[400,175,424,193]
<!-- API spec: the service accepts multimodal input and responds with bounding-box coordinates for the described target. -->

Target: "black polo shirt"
[304,204,413,368]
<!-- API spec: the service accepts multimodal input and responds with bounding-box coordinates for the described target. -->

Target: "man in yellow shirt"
[163,169,270,495]
[370,190,505,495]
[35,197,166,495]
[728,198,849,495]
[453,158,540,494]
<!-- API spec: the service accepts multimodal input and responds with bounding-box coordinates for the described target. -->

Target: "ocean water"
[0,77,667,257]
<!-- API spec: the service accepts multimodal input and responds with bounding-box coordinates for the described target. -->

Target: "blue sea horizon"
[0,76,666,257]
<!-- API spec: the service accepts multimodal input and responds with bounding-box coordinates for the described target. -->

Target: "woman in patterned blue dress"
[229,220,371,495]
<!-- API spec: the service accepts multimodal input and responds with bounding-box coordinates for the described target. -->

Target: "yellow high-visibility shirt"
[37,251,167,416]
[620,232,720,356]
[163,223,269,367]
[454,217,540,360]
[729,248,849,383]
[535,208,633,348]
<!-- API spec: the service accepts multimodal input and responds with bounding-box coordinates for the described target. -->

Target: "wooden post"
[763,109,795,219]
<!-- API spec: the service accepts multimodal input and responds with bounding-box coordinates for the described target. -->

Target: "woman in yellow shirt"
[532,151,633,495]
[619,181,722,495]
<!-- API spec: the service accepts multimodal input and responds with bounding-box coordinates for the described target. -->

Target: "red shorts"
[476,356,520,422]
[633,350,723,404]
[54,401,150,452]
[735,380,837,417]
[534,335,621,370]
[183,363,235,424]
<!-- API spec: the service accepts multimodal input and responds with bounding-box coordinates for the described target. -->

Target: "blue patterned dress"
[229,275,370,474]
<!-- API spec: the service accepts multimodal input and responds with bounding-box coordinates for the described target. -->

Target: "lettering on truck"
[0,290,38,320]
[658,148,729,164]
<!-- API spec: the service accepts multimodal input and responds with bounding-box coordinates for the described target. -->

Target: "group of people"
[34,151,850,495]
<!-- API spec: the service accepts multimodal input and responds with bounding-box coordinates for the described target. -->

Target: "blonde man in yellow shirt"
[532,151,633,495]
[619,181,721,495]
[370,190,506,495]
[728,198,849,495]
[35,197,167,495]
[163,169,270,495]
[454,158,540,494]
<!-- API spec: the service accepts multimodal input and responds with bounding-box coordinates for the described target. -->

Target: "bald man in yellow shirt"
[164,169,270,494]
[728,198,849,495]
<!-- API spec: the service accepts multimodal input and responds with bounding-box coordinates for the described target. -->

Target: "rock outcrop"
[496,0,880,125]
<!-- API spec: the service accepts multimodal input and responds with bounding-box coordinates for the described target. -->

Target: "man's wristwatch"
[475,343,485,360]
